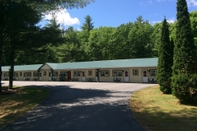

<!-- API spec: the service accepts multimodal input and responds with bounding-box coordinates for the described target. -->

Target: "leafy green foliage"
[151,23,162,57]
[110,23,133,59]
[128,16,153,58]
[172,74,197,104]
[190,11,197,49]
[157,18,173,94]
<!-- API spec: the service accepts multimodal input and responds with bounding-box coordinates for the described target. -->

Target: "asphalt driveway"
[1,81,157,131]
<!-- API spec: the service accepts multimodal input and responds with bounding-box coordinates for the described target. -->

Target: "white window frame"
[88,70,93,76]
[150,70,156,77]
[24,72,31,77]
[133,69,139,76]
[112,70,123,77]
[73,71,81,77]
[100,70,110,77]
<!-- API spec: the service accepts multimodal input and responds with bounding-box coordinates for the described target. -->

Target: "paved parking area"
[1,81,157,131]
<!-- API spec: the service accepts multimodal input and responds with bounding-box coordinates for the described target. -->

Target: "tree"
[2,0,41,88]
[189,11,197,48]
[172,0,197,104]
[157,17,173,94]
[110,23,133,59]
[0,0,94,91]
[79,15,94,60]
[81,15,94,32]
[85,27,115,60]
[128,16,154,58]
[56,26,81,62]
[151,22,162,57]
[0,0,6,92]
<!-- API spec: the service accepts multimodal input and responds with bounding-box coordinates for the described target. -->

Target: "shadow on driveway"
[1,85,143,131]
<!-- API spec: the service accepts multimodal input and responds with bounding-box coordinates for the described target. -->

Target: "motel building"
[1,58,158,83]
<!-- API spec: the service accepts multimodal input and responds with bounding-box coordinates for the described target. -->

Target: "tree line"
[3,13,197,66]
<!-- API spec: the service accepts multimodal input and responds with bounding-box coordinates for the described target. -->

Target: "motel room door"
[124,71,129,82]
[82,71,86,81]
[67,71,71,81]
[142,70,148,82]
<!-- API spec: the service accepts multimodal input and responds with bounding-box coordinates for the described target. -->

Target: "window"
[24,72,31,77]
[53,72,58,77]
[88,70,92,76]
[100,70,110,77]
[112,70,123,77]
[33,72,38,77]
[60,71,67,76]
[4,72,9,77]
[13,72,18,77]
[125,71,128,77]
[133,69,138,76]
[44,71,46,76]
[150,70,156,77]
[20,72,22,76]
[73,71,81,77]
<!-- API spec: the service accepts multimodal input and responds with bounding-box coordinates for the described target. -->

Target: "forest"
[1,9,197,66]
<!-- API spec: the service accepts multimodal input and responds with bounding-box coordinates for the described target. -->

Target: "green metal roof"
[2,64,42,72]
[47,58,158,70]
[2,58,158,72]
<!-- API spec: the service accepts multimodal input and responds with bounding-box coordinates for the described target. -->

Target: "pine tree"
[157,17,173,94]
[81,15,94,32]
[172,0,197,104]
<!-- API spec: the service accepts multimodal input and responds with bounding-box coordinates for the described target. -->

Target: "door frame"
[82,71,86,81]
[142,70,148,83]
[124,70,130,82]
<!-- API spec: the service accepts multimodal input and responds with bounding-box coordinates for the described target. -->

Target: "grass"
[130,85,197,131]
[0,86,50,129]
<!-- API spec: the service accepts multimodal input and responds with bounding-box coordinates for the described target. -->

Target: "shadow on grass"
[0,86,49,129]
[0,85,142,131]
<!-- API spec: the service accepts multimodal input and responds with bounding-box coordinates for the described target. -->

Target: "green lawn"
[0,86,50,129]
[130,85,197,131]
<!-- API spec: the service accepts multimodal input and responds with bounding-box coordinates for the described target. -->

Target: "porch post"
[51,69,54,81]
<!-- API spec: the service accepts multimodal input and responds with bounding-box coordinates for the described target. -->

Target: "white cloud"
[167,18,176,23]
[151,17,176,24]
[187,0,197,6]
[43,8,80,28]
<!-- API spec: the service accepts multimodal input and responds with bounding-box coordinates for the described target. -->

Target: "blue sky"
[42,0,197,30]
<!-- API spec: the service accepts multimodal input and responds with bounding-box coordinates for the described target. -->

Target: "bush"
[159,77,172,94]
[172,74,197,104]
